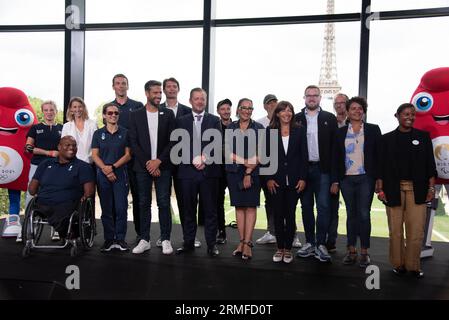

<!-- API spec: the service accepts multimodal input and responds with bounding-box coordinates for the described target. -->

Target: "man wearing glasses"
[295,85,338,263]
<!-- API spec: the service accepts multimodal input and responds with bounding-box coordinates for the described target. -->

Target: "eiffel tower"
[318,0,341,99]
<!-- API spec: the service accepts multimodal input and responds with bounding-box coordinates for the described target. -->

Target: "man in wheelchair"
[27,136,95,240]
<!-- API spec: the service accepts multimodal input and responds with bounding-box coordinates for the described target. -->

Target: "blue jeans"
[340,174,375,249]
[97,168,129,241]
[299,163,331,246]
[327,191,340,246]
[136,169,172,242]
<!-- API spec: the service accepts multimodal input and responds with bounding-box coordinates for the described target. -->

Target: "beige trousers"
[386,181,426,271]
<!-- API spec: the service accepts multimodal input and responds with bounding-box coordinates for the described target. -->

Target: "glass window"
[371,0,449,12]
[212,22,360,120]
[86,0,203,23]
[368,17,449,134]
[84,29,202,120]
[0,0,65,25]
[215,0,361,19]
[0,32,64,109]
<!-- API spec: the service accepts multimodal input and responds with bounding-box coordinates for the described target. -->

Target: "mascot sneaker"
[2,215,22,238]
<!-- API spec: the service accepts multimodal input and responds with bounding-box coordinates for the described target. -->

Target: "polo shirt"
[112,98,144,129]
[91,126,129,165]
[33,157,94,205]
[27,123,63,165]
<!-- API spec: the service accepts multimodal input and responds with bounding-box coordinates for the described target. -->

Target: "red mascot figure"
[411,67,449,257]
[0,87,37,237]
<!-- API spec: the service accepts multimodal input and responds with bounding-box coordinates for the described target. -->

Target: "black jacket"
[264,126,308,188]
[380,128,436,207]
[128,106,175,172]
[159,102,191,119]
[334,122,382,181]
[294,107,338,179]
[174,112,222,179]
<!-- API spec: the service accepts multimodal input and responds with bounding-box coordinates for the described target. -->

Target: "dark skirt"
[226,169,261,207]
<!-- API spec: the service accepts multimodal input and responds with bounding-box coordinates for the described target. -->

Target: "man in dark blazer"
[159,77,198,247]
[173,88,222,257]
[129,80,176,255]
[295,85,338,263]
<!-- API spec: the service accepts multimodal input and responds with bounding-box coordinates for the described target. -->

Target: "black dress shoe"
[207,245,219,257]
[392,266,407,275]
[410,270,424,278]
[216,230,227,244]
[176,245,195,255]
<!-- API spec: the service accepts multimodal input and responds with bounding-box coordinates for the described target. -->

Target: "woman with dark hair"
[377,103,436,278]
[332,96,381,268]
[62,97,97,164]
[265,101,308,263]
[92,103,131,252]
[226,98,264,260]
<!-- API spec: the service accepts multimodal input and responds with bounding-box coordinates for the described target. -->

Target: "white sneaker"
[292,234,302,248]
[156,238,162,247]
[194,238,201,248]
[132,239,151,254]
[256,231,276,244]
[2,215,21,238]
[161,240,173,255]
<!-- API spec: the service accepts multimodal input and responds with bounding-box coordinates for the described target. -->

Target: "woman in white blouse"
[61,97,97,164]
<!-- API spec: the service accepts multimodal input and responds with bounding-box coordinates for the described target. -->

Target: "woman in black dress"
[225,98,264,260]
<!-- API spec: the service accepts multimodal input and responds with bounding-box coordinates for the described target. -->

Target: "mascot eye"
[412,92,433,112]
[14,109,34,127]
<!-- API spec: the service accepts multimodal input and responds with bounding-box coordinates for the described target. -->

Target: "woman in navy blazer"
[265,101,308,264]
[332,96,381,268]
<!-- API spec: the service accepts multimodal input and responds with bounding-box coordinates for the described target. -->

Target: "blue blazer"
[160,102,191,119]
[174,112,222,179]
[264,126,308,188]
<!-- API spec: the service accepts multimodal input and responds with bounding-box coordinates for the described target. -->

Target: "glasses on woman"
[106,111,119,116]
[239,106,254,111]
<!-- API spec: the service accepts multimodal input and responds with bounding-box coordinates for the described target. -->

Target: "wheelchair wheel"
[21,197,44,245]
[79,198,95,249]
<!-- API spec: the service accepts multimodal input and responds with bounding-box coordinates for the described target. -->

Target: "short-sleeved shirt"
[112,98,144,129]
[27,123,63,165]
[33,158,94,205]
[91,126,129,165]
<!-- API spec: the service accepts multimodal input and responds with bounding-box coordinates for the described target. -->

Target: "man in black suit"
[295,85,338,263]
[173,88,222,257]
[129,80,176,255]
[159,77,201,247]
[110,74,144,241]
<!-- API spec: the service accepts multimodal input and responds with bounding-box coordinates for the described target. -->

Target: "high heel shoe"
[233,239,244,256]
[242,241,253,260]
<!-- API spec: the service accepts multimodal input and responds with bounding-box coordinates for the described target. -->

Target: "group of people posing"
[24,74,436,279]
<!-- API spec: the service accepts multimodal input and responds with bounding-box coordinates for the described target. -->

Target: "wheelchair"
[21,197,96,257]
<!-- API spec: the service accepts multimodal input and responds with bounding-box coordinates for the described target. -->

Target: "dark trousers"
[327,192,340,246]
[128,164,140,235]
[180,174,218,248]
[340,174,375,249]
[172,176,185,227]
[272,186,299,250]
[136,170,172,242]
[34,201,79,238]
[97,168,129,241]
[262,184,276,235]
[217,175,227,231]
[299,163,331,246]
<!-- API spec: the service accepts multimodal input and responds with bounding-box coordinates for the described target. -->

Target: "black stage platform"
[1,219,449,300]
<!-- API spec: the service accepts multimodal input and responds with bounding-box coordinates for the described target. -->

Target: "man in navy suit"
[129,80,176,255]
[159,77,201,248]
[173,88,222,257]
